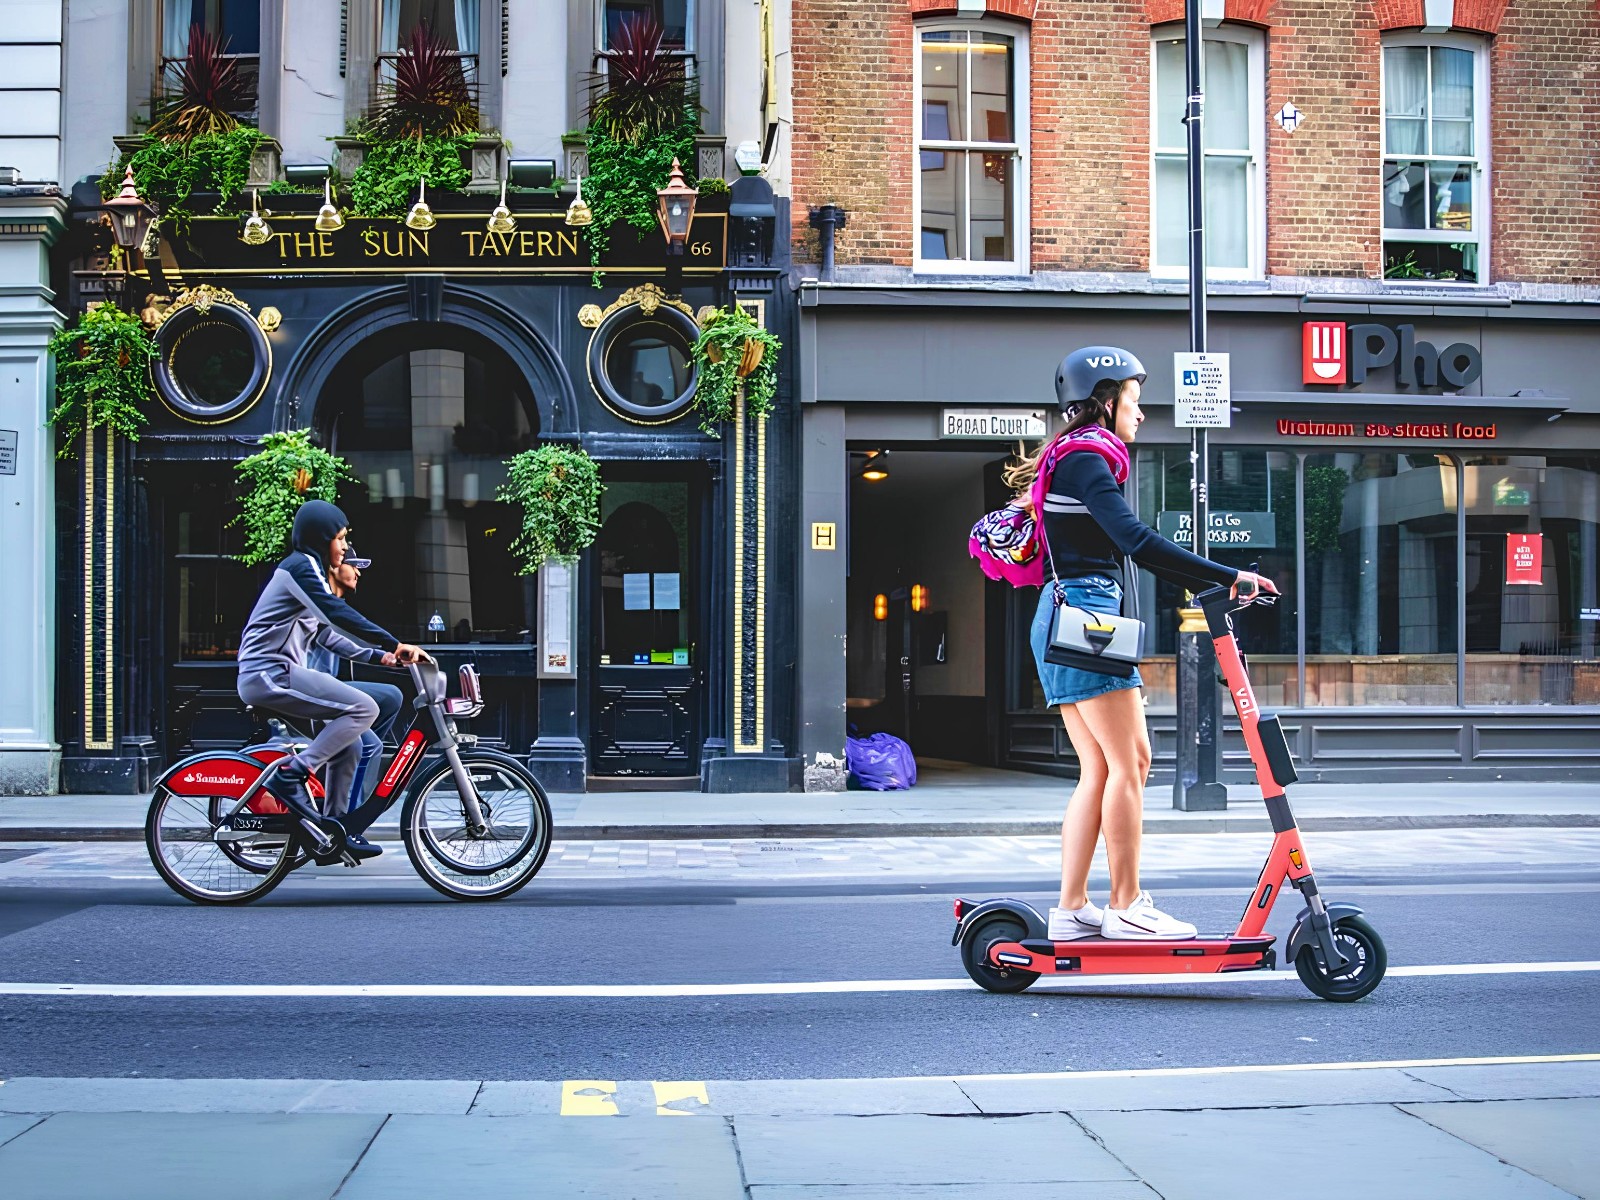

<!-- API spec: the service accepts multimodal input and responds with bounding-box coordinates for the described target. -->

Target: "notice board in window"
[1506,533,1543,586]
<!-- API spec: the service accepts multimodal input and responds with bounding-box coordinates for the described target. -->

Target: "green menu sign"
[1157,511,1277,549]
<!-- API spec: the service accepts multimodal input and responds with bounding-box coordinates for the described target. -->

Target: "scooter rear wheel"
[1295,914,1386,1002]
[961,916,1039,994]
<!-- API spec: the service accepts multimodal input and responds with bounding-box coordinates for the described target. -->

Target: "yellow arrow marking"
[560,1079,619,1116]
[652,1081,709,1115]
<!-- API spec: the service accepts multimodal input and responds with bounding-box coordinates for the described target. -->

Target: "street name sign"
[940,409,1048,439]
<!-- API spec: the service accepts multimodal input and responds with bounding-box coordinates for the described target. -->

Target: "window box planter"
[116,133,283,188]
[334,134,504,191]
[562,133,726,185]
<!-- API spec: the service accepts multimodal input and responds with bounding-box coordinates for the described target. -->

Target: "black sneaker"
[344,833,383,860]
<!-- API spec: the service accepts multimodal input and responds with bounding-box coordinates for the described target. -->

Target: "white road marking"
[0,960,1596,999]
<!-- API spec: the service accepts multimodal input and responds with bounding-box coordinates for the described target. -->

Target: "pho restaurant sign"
[162,211,728,276]
[1302,321,1483,390]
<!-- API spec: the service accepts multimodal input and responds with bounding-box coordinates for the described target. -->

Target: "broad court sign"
[940,409,1049,439]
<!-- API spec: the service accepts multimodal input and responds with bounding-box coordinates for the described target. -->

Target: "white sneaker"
[1047,900,1104,941]
[1101,892,1197,940]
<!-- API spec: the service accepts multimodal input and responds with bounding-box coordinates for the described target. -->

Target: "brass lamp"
[314,177,344,232]
[405,176,436,231]
[487,177,516,234]
[564,174,593,227]
[102,166,156,253]
[240,189,272,245]
[654,158,698,255]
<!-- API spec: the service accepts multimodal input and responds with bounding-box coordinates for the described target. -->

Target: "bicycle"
[145,656,553,904]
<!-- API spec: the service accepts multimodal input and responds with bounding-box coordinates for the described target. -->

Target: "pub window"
[1382,35,1488,284]
[1135,446,1298,710]
[1463,456,1600,705]
[379,0,482,86]
[159,0,262,122]
[172,480,255,662]
[1150,24,1264,280]
[915,20,1028,273]
[324,333,538,645]
[1303,452,1459,705]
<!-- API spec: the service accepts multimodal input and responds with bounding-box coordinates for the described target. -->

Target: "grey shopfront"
[796,286,1600,784]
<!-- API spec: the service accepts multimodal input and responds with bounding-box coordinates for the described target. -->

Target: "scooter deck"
[992,934,1276,976]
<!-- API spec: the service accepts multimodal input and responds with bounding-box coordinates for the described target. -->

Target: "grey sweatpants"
[238,665,380,818]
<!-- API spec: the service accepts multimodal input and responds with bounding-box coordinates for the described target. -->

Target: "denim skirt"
[1029,574,1144,707]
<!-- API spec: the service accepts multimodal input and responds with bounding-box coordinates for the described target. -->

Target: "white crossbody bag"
[1042,533,1146,679]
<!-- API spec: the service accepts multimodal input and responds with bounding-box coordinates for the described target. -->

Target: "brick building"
[787,0,1600,787]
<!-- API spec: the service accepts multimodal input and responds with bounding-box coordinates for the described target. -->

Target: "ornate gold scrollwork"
[578,303,604,329]
[159,284,253,325]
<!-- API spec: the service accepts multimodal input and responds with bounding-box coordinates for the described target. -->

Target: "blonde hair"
[1001,379,1123,494]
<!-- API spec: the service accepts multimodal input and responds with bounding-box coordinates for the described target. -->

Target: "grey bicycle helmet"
[1054,346,1148,411]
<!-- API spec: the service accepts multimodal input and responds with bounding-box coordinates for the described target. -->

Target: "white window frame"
[1380,31,1490,285]
[911,18,1031,277]
[1148,23,1265,282]
[595,0,697,55]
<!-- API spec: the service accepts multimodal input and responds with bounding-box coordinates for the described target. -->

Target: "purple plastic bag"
[846,733,917,791]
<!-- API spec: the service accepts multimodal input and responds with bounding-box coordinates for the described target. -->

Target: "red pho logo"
[1303,322,1346,384]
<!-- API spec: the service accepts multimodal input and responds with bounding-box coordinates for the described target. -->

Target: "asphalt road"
[1,841,1595,1080]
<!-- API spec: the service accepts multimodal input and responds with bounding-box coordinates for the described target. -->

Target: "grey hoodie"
[236,500,400,675]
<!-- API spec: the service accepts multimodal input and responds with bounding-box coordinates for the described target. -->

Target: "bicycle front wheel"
[146,787,295,905]
[400,753,552,901]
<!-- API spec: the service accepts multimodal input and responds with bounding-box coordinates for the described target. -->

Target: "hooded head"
[290,499,349,571]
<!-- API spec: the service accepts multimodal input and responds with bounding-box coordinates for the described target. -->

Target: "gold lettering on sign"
[362,229,380,257]
[558,230,580,256]
[518,231,538,257]
[463,230,482,256]
[537,230,554,255]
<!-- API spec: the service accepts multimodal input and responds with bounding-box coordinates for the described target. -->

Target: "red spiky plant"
[149,25,254,141]
[368,22,480,141]
[585,13,698,144]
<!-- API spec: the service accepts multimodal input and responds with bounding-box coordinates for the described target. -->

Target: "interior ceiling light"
[860,450,889,482]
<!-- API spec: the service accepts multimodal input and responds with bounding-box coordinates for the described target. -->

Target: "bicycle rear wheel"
[401,753,552,900]
[147,787,295,904]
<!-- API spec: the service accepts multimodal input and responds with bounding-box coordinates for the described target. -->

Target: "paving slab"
[1406,1060,1600,1101]
[750,1186,1159,1200]
[336,1113,746,1199]
[1401,1098,1600,1200]
[707,1077,979,1116]
[1078,1103,1573,1200]
[0,1112,382,1200]
[289,1079,480,1114]
[957,1066,1458,1113]
[0,1076,317,1113]
[466,1080,567,1116]
[734,1113,1134,1186]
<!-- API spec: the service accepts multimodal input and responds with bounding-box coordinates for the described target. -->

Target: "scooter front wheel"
[1295,914,1386,1002]
[961,916,1039,994]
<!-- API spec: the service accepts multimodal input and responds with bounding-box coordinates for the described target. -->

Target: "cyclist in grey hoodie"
[236,500,422,858]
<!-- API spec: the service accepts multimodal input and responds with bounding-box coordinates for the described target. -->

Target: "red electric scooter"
[954,583,1387,1002]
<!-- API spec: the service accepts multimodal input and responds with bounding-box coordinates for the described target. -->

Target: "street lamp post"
[1174,0,1227,810]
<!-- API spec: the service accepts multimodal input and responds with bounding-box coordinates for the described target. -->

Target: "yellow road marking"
[560,1079,618,1116]
[652,1081,710,1115]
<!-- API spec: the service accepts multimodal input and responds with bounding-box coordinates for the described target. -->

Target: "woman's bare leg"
[1057,703,1109,910]
[1074,686,1152,911]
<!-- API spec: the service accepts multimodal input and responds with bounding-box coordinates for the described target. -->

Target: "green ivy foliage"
[581,106,697,287]
[348,134,474,218]
[99,128,263,232]
[497,445,604,571]
[690,306,782,433]
[231,430,357,567]
[46,306,156,458]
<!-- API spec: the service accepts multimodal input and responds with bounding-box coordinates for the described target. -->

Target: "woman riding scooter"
[1004,346,1275,940]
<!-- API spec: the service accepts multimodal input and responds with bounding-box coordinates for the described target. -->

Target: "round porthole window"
[153,299,271,424]
[588,302,699,425]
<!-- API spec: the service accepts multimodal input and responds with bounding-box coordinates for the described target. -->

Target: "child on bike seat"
[304,545,405,822]
[236,500,423,859]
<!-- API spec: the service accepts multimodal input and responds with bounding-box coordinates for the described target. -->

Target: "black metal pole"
[1174,0,1227,810]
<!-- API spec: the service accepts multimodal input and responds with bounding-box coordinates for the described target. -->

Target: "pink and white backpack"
[967,427,1130,588]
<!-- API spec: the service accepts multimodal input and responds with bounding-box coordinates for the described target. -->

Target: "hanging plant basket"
[46,305,156,458]
[690,306,782,434]
[497,444,604,571]
[230,429,357,567]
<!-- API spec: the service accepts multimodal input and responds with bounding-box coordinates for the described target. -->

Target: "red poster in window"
[1506,534,1543,586]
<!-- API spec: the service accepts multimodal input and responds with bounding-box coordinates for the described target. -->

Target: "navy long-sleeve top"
[1041,452,1239,590]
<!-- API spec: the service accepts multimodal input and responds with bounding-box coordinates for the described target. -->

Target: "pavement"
[3,760,1598,841]
[1,1059,1596,1198]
